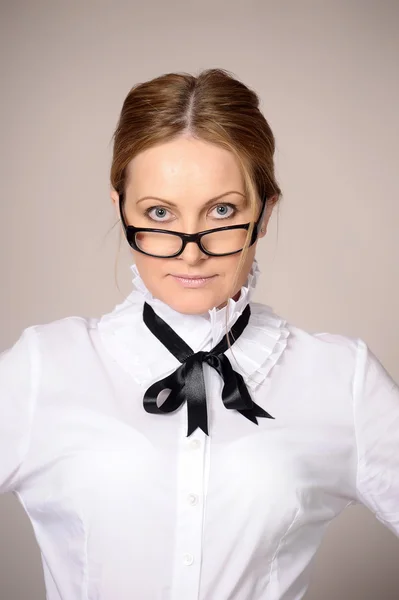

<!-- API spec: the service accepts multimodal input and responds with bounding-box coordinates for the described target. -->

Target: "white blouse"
[1,260,398,600]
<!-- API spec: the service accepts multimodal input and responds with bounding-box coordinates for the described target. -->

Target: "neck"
[216,288,241,310]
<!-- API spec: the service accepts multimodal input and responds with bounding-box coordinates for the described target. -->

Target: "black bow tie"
[142,302,274,436]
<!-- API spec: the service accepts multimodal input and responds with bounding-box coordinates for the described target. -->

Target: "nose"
[178,240,208,265]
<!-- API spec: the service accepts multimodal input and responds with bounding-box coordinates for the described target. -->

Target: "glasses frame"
[118,191,268,258]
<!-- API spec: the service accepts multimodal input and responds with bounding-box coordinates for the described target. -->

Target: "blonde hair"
[110,68,281,309]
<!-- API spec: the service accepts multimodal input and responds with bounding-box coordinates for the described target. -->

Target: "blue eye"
[146,207,170,221]
[144,203,237,223]
[212,204,236,219]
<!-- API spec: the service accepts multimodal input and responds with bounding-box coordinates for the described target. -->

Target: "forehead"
[126,136,244,198]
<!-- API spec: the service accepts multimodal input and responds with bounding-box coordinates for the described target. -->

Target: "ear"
[110,188,120,218]
[258,195,277,238]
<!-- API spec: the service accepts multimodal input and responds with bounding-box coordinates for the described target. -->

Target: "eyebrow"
[135,191,247,208]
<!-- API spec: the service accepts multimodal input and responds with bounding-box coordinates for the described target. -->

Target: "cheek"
[228,245,256,274]
[241,245,257,277]
[217,248,256,290]
[133,254,165,287]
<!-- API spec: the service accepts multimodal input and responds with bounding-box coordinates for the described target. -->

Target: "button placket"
[170,419,207,599]
[187,493,199,506]
[189,438,201,450]
[183,553,194,566]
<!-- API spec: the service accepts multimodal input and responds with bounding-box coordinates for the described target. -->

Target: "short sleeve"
[0,326,39,494]
[353,338,399,535]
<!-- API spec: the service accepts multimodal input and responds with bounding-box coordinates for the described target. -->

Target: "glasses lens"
[135,231,182,257]
[201,228,248,255]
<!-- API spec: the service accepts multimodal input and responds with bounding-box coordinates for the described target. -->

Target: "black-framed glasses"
[118,192,268,258]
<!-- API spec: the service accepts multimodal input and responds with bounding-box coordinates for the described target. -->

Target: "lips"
[170,274,217,288]
[171,275,214,279]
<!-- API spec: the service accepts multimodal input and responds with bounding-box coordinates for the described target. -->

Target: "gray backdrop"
[1,0,398,598]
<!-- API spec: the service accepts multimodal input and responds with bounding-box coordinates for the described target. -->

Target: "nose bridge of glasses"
[183,229,207,242]
[179,235,208,261]
[176,229,214,257]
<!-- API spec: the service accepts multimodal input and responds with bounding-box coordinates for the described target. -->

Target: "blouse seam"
[267,506,301,599]
[352,338,365,504]
[13,489,65,599]
[82,520,89,600]
[13,325,41,492]
[352,338,380,515]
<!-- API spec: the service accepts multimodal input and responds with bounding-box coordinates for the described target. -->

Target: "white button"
[187,493,199,506]
[189,439,200,450]
[183,553,194,566]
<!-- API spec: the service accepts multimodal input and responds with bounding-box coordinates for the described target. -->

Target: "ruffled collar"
[98,259,290,391]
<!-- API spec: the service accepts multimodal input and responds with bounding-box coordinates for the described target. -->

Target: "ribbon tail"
[237,403,275,425]
[186,402,209,437]
[235,375,275,424]
[216,356,275,424]
[185,359,209,437]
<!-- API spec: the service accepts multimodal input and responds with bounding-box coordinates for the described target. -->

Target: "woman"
[1,68,398,600]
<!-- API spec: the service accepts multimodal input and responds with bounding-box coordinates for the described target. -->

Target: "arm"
[0,327,39,494]
[354,338,399,535]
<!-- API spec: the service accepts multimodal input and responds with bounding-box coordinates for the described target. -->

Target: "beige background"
[1,0,398,598]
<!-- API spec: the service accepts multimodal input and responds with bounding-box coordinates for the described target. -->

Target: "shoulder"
[250,301,360,366]
[291,323,358,355]
[0,315,100,400]
[33,314,98,344]
[2,315,100,368]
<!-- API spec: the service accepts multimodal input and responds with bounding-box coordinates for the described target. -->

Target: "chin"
[165,297,221,315]
[157,289,226,315]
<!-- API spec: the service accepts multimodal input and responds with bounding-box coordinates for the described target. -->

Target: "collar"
[98,259,290,391]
